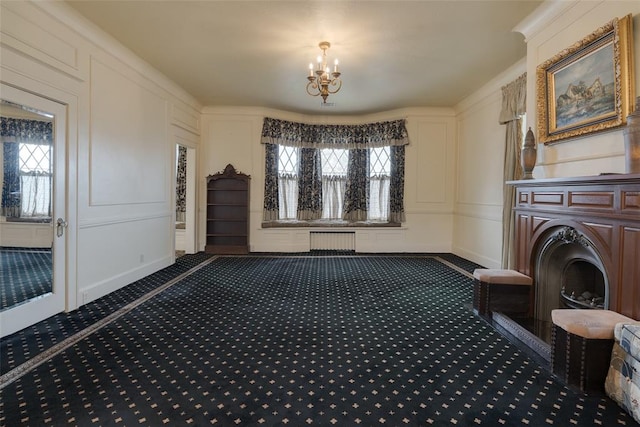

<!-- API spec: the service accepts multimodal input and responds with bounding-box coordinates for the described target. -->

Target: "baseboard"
[452,246,499,269]
[78,255,173,306]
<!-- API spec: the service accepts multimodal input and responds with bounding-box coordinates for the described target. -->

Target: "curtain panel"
[342,148,369,221]
[176,146,187,222]
[389,145,406,223]
[1,117,53,144]
[297,148,323,220]
[263,143,280,221]
[322,175,347,219]
[1,142,21,217]
[499,73,527,269]
[261,118,409,149]
[369,175,390,221]
[21,173,51,217]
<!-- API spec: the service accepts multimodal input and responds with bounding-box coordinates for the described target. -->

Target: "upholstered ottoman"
[472,269,532,318]
[605,322,640,424]
[551,309,634,394]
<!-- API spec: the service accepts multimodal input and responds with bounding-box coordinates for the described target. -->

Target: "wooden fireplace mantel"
[508,173,640,319]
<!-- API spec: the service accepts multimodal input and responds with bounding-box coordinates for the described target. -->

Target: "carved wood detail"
[509,174,640,320]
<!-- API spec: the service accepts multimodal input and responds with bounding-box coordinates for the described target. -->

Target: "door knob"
[56,218,68,237]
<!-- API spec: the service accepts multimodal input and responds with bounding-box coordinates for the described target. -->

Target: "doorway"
[175,143,196,255]
[0,85,67,337]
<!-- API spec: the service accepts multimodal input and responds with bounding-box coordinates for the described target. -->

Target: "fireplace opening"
[560,260,606,309]
[534,226,609,324]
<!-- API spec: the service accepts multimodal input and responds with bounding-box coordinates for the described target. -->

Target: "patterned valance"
[261,117,409,149]
[498,73,526,125]
[1,117,53,144]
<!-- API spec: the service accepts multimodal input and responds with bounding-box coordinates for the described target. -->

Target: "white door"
[0,85,67,337]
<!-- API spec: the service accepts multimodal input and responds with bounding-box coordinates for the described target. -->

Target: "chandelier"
[306,41,342,103]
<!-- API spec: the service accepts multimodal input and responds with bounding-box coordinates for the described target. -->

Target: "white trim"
[78,213,172,229]
[536,150,626,166]
[513,0,583,42]
[34,0,202,110]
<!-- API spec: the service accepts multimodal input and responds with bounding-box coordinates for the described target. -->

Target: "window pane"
[278,145,297,174]
[278,146,298,219]
[320,149,348,219]
[370,146,390,176]
[18,143,52,218]
[19,143,51,173]
[272,145,393,222]
[321,148,348,176]
[369,146,390,221]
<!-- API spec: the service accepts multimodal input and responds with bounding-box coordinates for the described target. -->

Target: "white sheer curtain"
[322,175,347,219]
[369,175,390,221]
[278,173,298,220]
[500,73,527,269]
[21,173,51,217]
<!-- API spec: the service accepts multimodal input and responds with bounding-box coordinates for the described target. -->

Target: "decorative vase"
[521,127,537,179]
[623,96,640,174]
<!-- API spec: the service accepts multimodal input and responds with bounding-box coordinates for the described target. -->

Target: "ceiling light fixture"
[306,41,342,103]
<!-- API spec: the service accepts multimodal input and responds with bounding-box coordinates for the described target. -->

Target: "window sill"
[262,220,401,229]
[3,217,51,224]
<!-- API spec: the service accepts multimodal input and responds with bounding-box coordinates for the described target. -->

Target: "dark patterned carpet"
[0,251,213,374]
[0,247,52,310]
[1,254,637,426]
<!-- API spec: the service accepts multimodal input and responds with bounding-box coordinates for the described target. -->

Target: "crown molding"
[30,0,202,111]
[201,106,455,124]
[513,0,585,42]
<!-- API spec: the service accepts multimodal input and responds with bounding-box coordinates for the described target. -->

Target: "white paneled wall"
[518,1,640,178]
[1,0,202,310]
[201,107,456,253]
[0,222,52,248]
[452,61,521,269]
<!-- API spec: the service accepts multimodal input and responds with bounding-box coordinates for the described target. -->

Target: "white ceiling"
[65,0,543,115]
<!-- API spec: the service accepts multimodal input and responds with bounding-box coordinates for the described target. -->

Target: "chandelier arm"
[306,81,321,97]
[327,79,342,94]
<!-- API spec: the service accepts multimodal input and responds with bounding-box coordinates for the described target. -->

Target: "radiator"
[310,231,356,251]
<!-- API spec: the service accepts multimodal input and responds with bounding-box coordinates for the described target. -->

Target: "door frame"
[173,128,198,255]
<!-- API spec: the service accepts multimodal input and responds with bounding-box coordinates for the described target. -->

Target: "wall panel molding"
[88,57,169,206]
[78,212,172,229]
[1,3,85,81]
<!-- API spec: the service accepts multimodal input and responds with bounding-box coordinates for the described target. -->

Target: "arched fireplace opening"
[534,226,608,324]
[560,260,606,309]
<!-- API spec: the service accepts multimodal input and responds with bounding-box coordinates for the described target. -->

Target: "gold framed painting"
[536,14,635,144]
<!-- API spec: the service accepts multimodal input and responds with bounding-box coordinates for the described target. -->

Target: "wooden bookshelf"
[205,164,250,254]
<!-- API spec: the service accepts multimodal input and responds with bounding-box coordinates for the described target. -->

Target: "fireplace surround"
[510,173,640,322]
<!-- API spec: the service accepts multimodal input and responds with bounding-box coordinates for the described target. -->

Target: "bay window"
[263,118,408,225]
